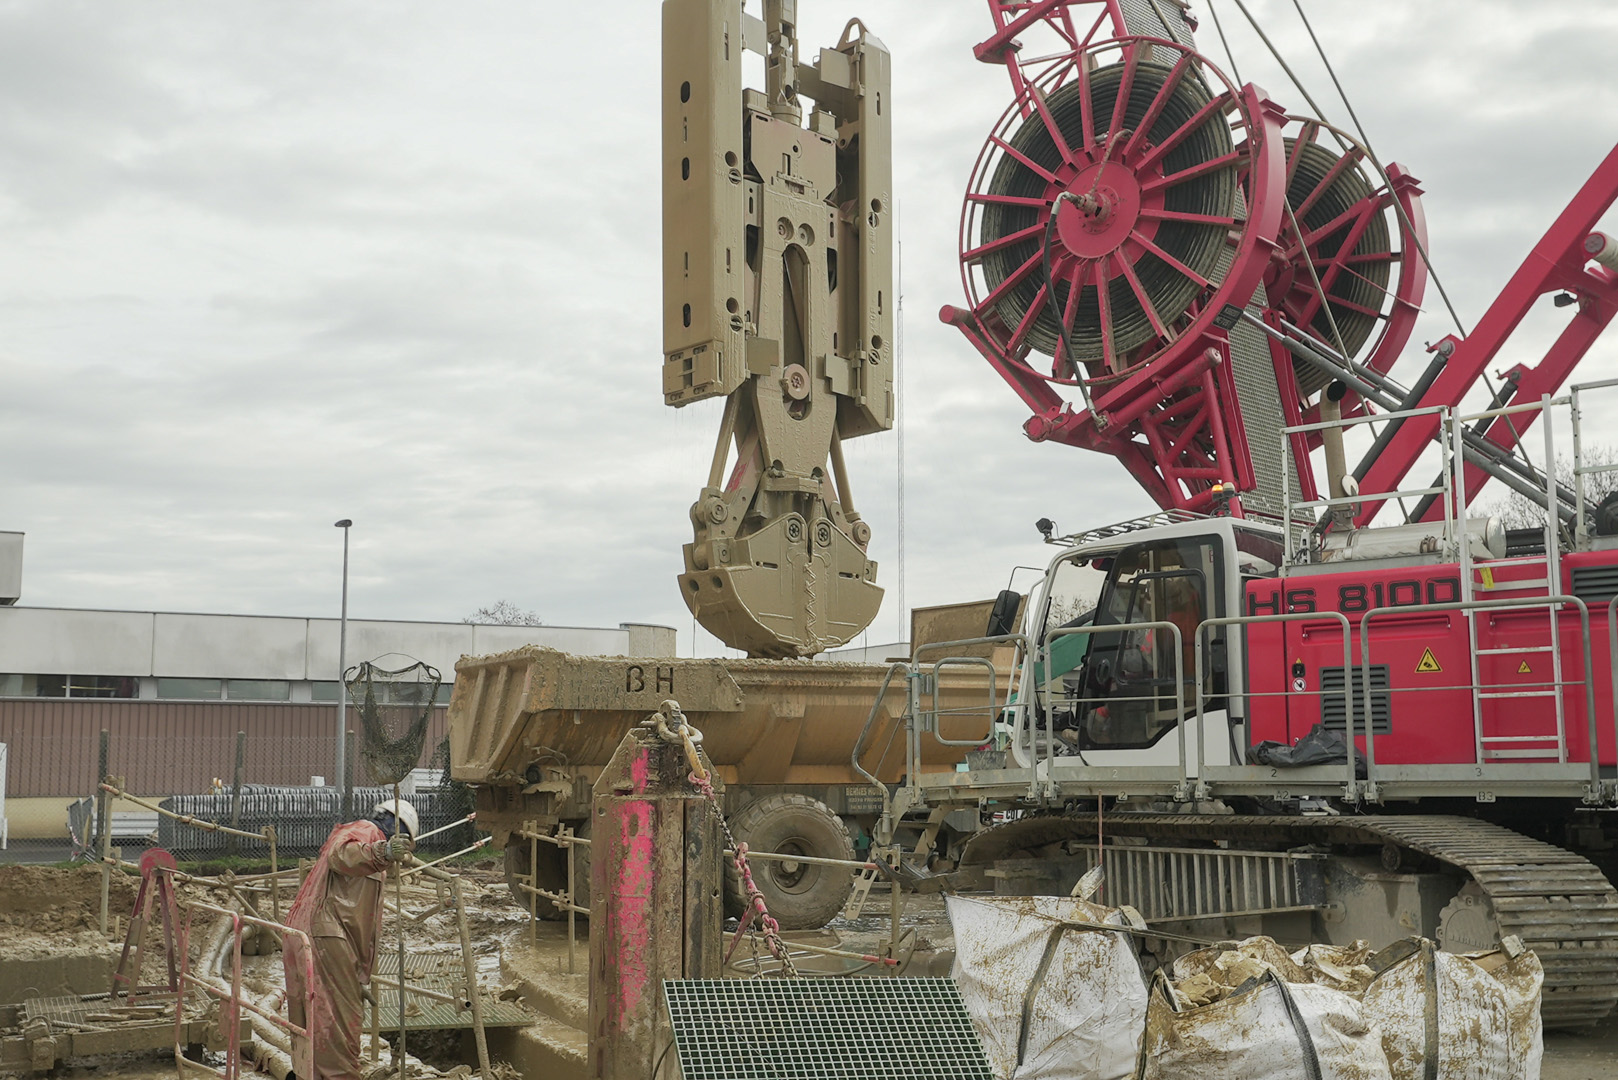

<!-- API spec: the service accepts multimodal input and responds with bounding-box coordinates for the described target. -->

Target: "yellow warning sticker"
[1480,567,1496,590]
[1416,648,1443,673]
[1518,660,1532,674]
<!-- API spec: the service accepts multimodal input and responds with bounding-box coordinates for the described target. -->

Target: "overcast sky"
[3,0,1616,657]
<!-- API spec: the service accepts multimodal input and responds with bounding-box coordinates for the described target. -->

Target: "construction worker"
[283,799,418,1080]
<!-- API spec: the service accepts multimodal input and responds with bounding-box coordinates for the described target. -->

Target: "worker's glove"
[377,834,415,862]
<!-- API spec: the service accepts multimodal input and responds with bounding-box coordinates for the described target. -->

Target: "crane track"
[1357,817,1618,1029]
[962,813,1618,1027]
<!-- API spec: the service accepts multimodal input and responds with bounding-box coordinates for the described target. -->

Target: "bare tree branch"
[463,599,543,626]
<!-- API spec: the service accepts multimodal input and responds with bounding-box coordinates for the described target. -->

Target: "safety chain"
[650,701,799,977]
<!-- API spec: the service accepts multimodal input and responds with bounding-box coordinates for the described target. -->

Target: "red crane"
[942,0,1618,526]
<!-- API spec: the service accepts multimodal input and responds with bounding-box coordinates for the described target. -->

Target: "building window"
[0,674,136,698]
[68,676,138,699]
[311,681,341,702]
[226,679,291,701]
[0,674,58,697]
[157,678,224,700]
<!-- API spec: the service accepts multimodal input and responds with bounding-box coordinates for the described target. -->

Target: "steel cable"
[1283,0,1537,476]
[980,58,1236,368]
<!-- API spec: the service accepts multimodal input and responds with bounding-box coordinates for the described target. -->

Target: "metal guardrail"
[1610,596,1618,771]
[1357,595,1601,802]
[849,636,1024,835]
[510,822,589,974]
[1282,404,1456,561]
[98,782,282,934]
[907,634,1027,786]
[894,597,1617,806]
[925,657,1001,748]
[1572,378,1618,547]
[1193,610,1357,799]
[177,900,313,1080]
[850,662,913,833]
[1024,621,1187,794]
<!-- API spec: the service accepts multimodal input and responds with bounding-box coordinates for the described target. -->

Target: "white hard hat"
[373,799,420,838]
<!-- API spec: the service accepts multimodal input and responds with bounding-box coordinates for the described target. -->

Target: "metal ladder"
[1456,398,1568,763]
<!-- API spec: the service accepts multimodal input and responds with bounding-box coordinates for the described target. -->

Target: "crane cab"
[1023,515,1284,770]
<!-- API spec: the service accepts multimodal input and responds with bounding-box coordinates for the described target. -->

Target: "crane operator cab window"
[1038,534,1224,752]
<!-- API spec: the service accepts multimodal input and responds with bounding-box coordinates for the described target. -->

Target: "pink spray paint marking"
[608,793,657,1024]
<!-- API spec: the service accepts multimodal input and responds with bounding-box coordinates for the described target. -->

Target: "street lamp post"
[335,519,352,819]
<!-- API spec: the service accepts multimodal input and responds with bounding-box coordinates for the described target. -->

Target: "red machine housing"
[1245,551,1618,767]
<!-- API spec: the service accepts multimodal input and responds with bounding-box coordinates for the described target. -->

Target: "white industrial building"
[0,606,673,703]
[0,530,672,700]
[0,530,674,846]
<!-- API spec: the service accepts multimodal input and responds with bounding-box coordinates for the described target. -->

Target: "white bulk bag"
[1142,970,1392,1080]
[947,894,1149,1080]
[1359,937,1543,1080]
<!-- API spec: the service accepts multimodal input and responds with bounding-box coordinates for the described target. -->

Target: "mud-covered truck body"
[447,631,1004,928]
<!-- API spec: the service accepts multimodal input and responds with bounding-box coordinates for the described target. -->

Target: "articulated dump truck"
[446,603,1011,929]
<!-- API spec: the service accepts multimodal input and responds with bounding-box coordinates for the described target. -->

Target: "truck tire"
[725,794,855,930]
[503,822,592,921]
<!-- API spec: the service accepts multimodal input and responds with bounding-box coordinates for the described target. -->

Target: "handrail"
[1285,403,1452,434]
[849,662,908,835]
[1358,595,1598,800]
[1454,395,1572,425]
[919,592,1611,809]
[1036,621,1186,792]
[925,656,1002,747]
[910,632,1028,664]
[178,899,315,1080]
[1195,610,1356,799]
[908,633,1028,793]
[1569,380,1618,547]
[1281,401,1457,563]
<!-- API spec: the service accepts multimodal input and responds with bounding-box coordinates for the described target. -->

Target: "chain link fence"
[0,728,476,865]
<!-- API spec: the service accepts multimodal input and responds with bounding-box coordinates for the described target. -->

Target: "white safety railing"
[1280,404,1457,563]
[893,592,1617,805]
[1572,377,1618,548]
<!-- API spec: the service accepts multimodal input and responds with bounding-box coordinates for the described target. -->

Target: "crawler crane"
[872,0,1618,1028]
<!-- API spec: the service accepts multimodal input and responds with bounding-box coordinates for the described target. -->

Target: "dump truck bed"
[448,646,1007,791]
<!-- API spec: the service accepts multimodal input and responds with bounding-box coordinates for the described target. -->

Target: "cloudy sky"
[3,0,1616,656]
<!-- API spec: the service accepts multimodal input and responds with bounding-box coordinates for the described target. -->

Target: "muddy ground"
[0,865,137,957]
[0,861,519,1080]
[1,865,1614,1078]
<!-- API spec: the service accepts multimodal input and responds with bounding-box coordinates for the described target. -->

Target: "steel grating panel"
[368,980,531,1032]
[664,978,993,1080]
[23,995,185,1026]
[373,953,463,978]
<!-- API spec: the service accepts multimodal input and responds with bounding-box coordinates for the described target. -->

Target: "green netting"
[345,658,441,786]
